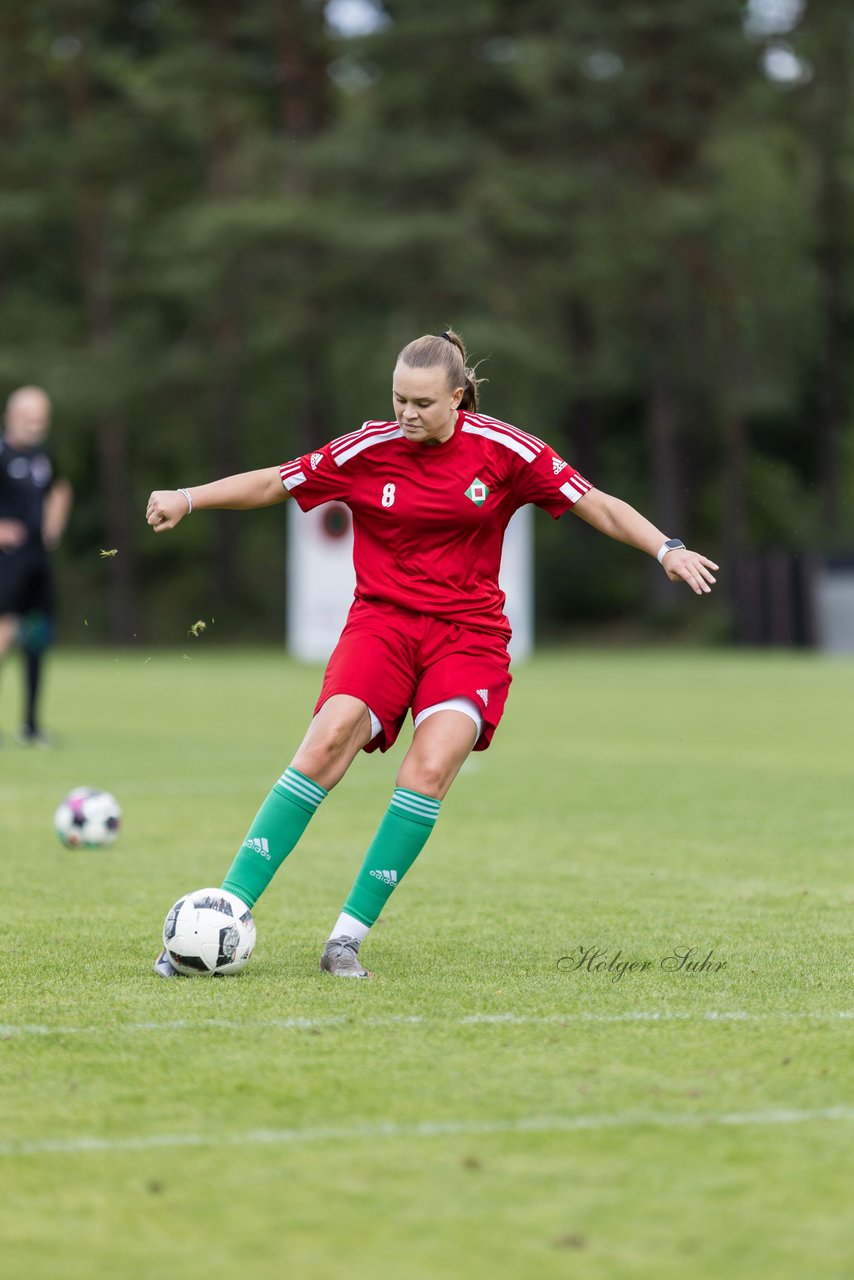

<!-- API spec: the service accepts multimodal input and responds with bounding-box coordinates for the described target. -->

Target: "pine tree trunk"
[810,3,851,539]
[276,1,331,454]
[67,67,138,641]
[206,0,243,604]
[563,296,599,478]
[645,297,682,609]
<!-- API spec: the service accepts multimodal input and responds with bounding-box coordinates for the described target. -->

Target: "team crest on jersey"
[552,456,567,475]
[310,452,323,470]
[464,477,490,507]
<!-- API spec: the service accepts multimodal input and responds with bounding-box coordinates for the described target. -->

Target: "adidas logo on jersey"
[476,688,489,706]
[369,869,398,886]
[310,452,323,470]
[552,456,567,475]
[243,837,271,859]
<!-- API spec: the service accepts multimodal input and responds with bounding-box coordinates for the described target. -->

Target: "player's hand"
[0,518,26,550]
[662,549,719,595]
[146,490,189,533]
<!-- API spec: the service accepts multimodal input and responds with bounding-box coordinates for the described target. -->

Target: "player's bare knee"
[292,703,370,787]
[293,735,351,787]
[397,757,450,800]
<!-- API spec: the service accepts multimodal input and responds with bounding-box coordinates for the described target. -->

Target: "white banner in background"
[286,501,533,662]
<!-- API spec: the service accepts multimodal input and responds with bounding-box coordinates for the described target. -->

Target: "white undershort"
[414,696,483,739]
[365,696,483,744]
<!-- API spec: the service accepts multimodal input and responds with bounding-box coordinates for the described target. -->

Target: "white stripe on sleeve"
[560,479,589,503]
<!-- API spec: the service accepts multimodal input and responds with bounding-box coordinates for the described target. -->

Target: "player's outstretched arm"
[146,466,289,533]
[570,488,719,596]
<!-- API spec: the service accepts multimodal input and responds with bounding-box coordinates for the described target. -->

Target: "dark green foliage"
[0,0,850,640]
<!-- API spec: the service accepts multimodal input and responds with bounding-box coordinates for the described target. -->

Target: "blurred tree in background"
[0,0,850,643]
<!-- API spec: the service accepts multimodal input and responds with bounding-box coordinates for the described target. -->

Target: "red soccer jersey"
[279,409,593,637]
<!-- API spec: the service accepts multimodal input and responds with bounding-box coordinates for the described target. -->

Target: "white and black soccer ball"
[54,787,122,849]
[162,888,256,976]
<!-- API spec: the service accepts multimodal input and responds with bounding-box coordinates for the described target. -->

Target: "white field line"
[1,1106,852,1159]
[0,1010,851,1038]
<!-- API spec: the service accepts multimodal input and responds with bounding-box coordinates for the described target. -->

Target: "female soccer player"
[146,331,718,978]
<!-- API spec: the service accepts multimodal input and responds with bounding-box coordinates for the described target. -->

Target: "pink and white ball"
[54,787,122,849]
[162,889,256,976]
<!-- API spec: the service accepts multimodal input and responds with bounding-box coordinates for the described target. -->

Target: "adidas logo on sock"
[243,837,271,860]
[476,688,489,706]
[369,869,398,886]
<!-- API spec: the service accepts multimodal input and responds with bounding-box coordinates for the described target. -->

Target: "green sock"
[222,767,327,908]
[341,788,441,928]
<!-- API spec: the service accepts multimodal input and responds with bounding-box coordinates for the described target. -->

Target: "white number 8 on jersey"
[381,483,396,508]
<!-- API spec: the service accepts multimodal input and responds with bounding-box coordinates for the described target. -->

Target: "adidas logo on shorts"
[310,452,323,470]
[476,688,489,706]
[552,456,567,474]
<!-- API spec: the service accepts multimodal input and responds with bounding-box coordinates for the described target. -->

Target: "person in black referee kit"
[0,387,72,746]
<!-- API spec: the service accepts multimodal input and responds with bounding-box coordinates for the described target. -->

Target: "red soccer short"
[315,598,513,753]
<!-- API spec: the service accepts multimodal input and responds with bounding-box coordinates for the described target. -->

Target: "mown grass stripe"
[2,1106,851,1159]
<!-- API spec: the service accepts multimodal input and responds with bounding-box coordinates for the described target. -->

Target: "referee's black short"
[0,549,54,618]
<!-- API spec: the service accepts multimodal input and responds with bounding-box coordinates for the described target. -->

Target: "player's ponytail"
[397,328,485,412]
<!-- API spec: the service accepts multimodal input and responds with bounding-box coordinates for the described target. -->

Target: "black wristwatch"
[656,538,686,564]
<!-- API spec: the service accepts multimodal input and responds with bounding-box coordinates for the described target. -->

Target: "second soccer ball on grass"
[54,787,122,849]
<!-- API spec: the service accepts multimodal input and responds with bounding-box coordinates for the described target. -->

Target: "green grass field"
[0,646,851,1279]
